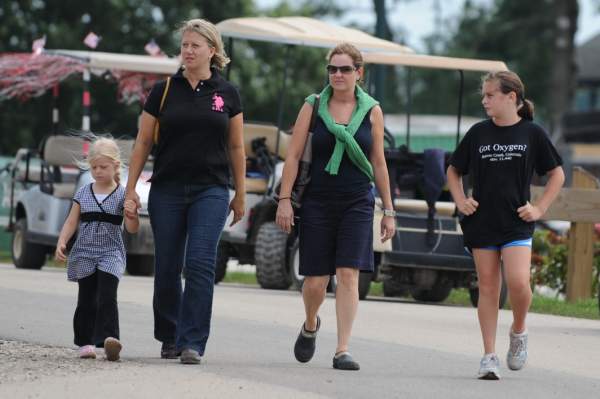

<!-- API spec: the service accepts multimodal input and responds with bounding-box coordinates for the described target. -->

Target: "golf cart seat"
[43,135,87,199]
[244,122,291,159]
[243,123,291,194]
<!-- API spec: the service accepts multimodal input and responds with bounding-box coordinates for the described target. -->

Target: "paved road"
[0,263,598,398]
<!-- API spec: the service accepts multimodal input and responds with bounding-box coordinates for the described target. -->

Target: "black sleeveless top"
[306,111,373,196]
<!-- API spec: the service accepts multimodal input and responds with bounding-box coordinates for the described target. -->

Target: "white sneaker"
[478,353,501,380]
[507,328,528,370]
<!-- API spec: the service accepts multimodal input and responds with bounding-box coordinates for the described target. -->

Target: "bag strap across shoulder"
[153,77,171,145]
[309,94,320,132]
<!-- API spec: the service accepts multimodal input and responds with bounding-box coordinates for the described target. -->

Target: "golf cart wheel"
[358,272,372,300]
[469,278,508,309]
[410,283,452,302]
[12,218,46,270]
[214,241,229,284]
[255,222,292,290]
[126,254,154,276]
[382,276,408,297]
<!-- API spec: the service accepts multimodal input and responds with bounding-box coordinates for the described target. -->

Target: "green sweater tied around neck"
[306,85,378,182]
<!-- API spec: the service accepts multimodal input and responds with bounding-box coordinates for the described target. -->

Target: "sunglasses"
[326,65,357,75]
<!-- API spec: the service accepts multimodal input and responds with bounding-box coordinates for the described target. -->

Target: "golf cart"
[361,51,509,305]
[215,16,509,307]
[1,50,179,276]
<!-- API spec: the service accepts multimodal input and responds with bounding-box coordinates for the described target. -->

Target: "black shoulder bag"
[274,94,320,209]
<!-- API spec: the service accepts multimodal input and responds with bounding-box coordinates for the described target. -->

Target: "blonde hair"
[482,70,534,120]
[178,18,229,70]
[83,137,123,184]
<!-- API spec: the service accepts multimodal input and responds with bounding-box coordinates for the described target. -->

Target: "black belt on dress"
[80,212,123,225]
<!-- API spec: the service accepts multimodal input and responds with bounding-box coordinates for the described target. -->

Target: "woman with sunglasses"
[276,42,396,371]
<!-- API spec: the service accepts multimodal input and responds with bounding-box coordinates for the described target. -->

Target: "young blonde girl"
[447,71,564,379]
[56,137,139,361]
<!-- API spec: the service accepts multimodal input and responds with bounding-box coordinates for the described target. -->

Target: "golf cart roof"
[47,49,180,74]
[216,16,414,54]
[362,52,508,72]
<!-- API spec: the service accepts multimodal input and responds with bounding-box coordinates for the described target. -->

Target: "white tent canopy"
[216,17,414,54]
[48,50,180,74]
[363,52,508,72]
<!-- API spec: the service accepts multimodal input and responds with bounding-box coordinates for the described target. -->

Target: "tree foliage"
[409,0,578,128]
[0,0,255,154]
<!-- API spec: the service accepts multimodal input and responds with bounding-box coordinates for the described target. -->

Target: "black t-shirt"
[449,119,562,248]
[144,67,242,185]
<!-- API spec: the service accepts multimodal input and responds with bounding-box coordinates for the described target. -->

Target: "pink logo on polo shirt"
[212,93,224,112]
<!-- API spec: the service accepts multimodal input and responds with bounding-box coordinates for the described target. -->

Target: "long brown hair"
[482,71,534,120]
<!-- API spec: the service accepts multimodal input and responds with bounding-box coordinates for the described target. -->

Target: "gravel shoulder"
[0,340,329,399]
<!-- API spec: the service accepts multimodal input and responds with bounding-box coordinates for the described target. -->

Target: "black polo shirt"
[144,67,242,185]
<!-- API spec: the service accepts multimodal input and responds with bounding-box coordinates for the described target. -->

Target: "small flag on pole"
[83,32,101,49]
[144,39,162,56]
[32,35,46,55]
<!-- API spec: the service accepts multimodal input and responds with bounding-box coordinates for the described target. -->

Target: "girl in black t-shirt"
[447,71,564,380]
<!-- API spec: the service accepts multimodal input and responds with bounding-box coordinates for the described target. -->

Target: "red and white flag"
[83,32,101,49]
[144,39,162,56]
[32,35,46,55]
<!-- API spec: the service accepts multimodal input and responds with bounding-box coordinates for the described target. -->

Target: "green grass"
[0,251,10,263]
[222,271,258,285]
[221,272,599,320]
[527,295,599,320]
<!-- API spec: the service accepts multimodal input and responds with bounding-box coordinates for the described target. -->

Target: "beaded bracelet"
[278,196,291,201]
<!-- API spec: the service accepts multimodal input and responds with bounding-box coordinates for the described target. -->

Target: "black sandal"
[293,315,320,363]
[332,351,360,371]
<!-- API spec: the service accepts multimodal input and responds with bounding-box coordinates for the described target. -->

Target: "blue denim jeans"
[148,182,229,354]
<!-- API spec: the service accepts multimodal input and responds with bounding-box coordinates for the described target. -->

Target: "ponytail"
[482,70,534,120]
[518,98,534,120]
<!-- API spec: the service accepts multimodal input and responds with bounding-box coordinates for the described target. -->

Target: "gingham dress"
[67,184,126,282]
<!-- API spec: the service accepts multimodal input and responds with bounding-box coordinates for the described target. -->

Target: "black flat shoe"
[294,315,320,363]
[160,342,181,359]
[332,352,360,371]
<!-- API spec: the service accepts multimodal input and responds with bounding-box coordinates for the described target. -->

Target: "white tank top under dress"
[67,183,127,282]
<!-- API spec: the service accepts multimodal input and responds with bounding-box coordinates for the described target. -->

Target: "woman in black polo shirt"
[125,19,245,365]
[447,71,564,380]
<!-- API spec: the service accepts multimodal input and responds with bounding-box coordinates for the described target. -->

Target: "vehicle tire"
[358,272,372,300]
[255,222,292,290]
[382,276,408,297]
[12,218,46,270]
[410,283,452,302]
[469,278,508,309]
[288,237,304,291]
[214,241,229,284]
[126,254,154,276]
